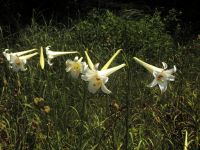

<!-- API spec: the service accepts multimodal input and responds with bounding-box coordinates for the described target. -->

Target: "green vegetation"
[0,10,199,149]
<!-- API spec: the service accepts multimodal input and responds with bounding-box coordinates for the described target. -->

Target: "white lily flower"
[82,50,125,94]
[65,56,88,79]
[45,46,78,66]
[3,48,37,61]
[133,57,176,93]
[81,69,110,94]
[9,52,38,72]
[82,64,126,94]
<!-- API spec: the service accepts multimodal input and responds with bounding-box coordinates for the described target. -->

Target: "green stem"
[81,82,87,120]
[125,65,130,149]
[79,81,87,149]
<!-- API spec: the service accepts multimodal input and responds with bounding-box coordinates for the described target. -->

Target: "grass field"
[0,10,200,149]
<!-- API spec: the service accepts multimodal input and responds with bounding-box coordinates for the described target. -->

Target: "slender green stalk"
[125,62,131,150]
[81,82,87,121]
[79,81,87,149]
[122,21,131,150]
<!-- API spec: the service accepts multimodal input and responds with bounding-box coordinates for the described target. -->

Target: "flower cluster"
[2,46,177,94]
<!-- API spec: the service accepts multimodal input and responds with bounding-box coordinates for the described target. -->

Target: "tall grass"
[0,9,200,149]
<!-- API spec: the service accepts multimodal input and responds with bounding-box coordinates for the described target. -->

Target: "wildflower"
[3,48,37,61]
[9,52,38,72]
[133,57,176,93]
[82,50,125,94]
[34,97,44,105]
[45,46,78,66]
[65,56,88,79]
[42,106,51,113]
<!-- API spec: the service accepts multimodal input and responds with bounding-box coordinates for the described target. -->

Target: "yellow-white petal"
[101,83,111,94]
[133,57,163,73]
[162,62,168,69]
[165,65,177,74]
[100,63,126,77]
[40,47,45,69]
[78,57,83,62]
[147,79,158,87]
[158,81,168,93]
[13,49,37,56]
[85,51,95,71]
[19,52,38,60]
[3,49,11,61]
[101,49,122,70]
[46,46,78,58]
[88,78,101,94]
[48,51,78,57]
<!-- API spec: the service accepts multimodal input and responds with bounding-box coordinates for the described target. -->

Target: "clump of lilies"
[2,46,177,94]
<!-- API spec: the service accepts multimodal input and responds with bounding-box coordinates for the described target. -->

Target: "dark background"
[0,0,199,33]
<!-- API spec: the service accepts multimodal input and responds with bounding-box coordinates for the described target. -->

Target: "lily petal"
[19,52,38,60]
[46,46,78,57]
[148,79,158,87]
[101,83,112,94]
[81,62,88,74]
[81,74,89,81]
[101,49,122,70]
[133,57,163,73]
[3,49,11,61]
[81,69,97,81]
[78,57,83,62]
[101,76,109,83]
[162,62,168,70]
[47,51,78,57]
[85,51,95,70]
[166,74,175,81]
[88,80,101,94]
[70,69,80,79]
[153,71,160,78]
[74,56,79,61]
[47,59,53,66]
[158,81,168,93]
[100,64,125,77]
[165,65,177,74]
[65,67,72,72]
[13,49,37,56]
[95,63,100,70]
